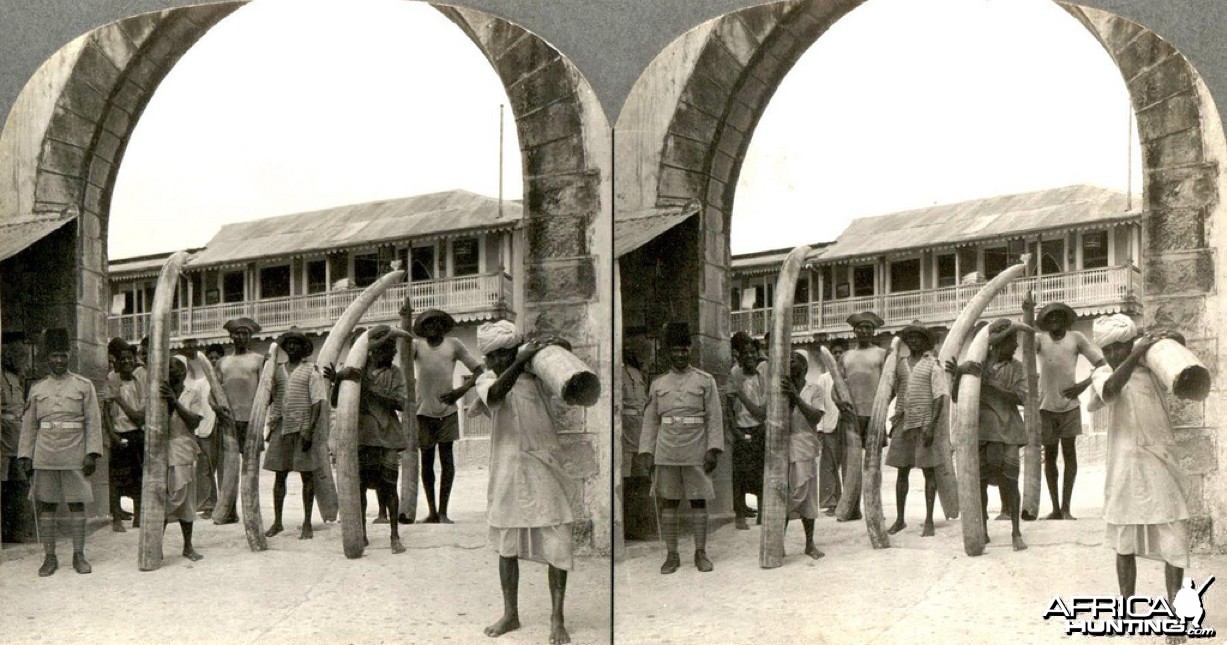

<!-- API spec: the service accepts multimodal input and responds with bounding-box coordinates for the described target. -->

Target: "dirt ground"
[0,465,613,645]
[615,462,1227,644]
[4,460,1225,644]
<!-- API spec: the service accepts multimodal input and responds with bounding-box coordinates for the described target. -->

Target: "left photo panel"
[0,1,615,643]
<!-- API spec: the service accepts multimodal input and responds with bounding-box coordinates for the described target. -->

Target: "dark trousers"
[818,430,842,509]
[731,425,765,517]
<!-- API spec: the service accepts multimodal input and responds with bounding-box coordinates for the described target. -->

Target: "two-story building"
[107,189,524,458]
[731,184,1143,345]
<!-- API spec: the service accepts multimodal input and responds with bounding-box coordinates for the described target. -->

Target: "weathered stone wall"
[1065,5,1226,552]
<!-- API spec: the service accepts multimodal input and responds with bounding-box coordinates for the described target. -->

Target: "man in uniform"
[636,322,724,574]
[837,312,887,521]
[1035,302,1106,520]
[17,329,104,576]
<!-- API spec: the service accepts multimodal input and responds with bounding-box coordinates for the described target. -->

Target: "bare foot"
[1012,535,1028,551]
[735,517,749,531]
[550,619,571,644]
[265,523,284,537]
[397,513,414,525]
[424,514,440,524]
[804,543,825,560]
[1044,510,1063,520]
[921,522,935,537]
[887,520,907,535]
[984,532,990,544]
[1061,510,1076,521]
[201,510,213,520]
[1020,510,1037,521]
[183,548,203,561]
[837,512,862,523]
[299,524,313,540]
[374,516,389,525]
[363,535,370,547]
[391,538,406,554]
[111,520,127,533]
[994,512,1009,521]
[439,515,454,525]
[483,614,521,638]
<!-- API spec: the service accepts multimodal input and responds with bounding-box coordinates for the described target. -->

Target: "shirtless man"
[837,312,887,522]
[1034,302,1106,521]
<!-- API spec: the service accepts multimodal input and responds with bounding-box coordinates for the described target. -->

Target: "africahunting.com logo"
[1043,576,1216,638]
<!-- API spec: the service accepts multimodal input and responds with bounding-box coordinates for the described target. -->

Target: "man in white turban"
[1086,315,1188,608]
[471,323,576,644]
[477,320,523,355]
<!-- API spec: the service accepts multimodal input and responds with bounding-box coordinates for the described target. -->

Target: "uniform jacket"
[639,367,724,466]
[19,373,104,470]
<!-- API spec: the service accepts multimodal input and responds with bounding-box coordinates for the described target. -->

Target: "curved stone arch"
[618,0,1227,550]
[0,3,614,551]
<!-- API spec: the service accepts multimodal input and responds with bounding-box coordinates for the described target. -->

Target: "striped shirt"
[896,351,944,431]
[279,362,327,440]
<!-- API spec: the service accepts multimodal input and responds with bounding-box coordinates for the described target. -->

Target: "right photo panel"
[613,0,1226,642]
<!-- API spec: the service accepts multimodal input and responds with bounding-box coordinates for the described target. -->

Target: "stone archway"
[0,3,615,553]
[615,0,1227,552]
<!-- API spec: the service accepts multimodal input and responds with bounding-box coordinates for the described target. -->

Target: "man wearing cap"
[949,319,1033,551]
[219,317,263,453]
[1035,302,1106,521]
[837,312,887,521]
[1086,314,1188,605]
[262,328,327,539]
[471,321,576,644]
[409,308,483,524]
[884,323,947,537]
[17,329,104,576]
[635,322,724,574]
[325,326,408,554]
[102,338,146,531]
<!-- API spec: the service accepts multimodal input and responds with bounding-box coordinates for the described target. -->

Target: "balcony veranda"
[108,272,514,345]
[730,265,1142,339]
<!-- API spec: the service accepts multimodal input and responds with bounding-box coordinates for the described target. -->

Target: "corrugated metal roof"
[109,250,200,278]
[0,212,75,262]
[187,190,522,268]
[614,202,701,258]
[814,185,1140,264]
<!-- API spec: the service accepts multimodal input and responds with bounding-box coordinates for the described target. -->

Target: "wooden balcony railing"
[731,265,1141,337]
[108,272,514,344]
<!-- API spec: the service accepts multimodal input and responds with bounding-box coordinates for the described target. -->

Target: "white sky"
[110,0,522,260]
[732,0,1144,254]
[111,0,1143,260]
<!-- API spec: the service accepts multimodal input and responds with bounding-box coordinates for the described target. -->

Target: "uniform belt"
[39,421,84,429]
[661,416,704,425]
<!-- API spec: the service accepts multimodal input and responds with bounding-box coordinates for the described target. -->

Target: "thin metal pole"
[1127,100,1133,212]
[499,103,505,219]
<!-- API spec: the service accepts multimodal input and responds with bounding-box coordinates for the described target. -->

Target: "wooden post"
[314,269,406,523]
[138,250,189,571]
[398,297,419,523]
[1021,291,1042,520]
[759,245,809,569]
[955,325,991,556]
[192,355,240,525]
[241,344,277,552]
[335,330,373,558]
[862,337,899,549]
